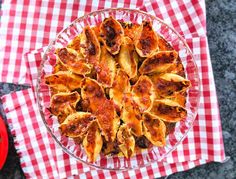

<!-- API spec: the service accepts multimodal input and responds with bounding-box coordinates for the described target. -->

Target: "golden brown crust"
[81,77,106,112]
[95,99,120,142]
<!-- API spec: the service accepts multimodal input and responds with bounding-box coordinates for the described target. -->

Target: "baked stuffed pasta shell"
[50,91,80,123]
[109,69,131,111]
[149,99,187,123]
[83,121,103,162]
[59,112,95,138]
[139,51,178,75]
[132,75,155,112]
[134,21,159,57]
[100,16,124,55]
[45,71,83,92]
[118,36,138,78]
[56,47,92,75]
[117,124,135,158]
[142,113,166,147]
[78,26,101,66]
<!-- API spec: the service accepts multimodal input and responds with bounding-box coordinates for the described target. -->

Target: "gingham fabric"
[0,0,207,84]
[0,0,226,178]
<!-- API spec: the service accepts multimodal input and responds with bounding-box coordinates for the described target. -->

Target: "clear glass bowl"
[37,8,200,170]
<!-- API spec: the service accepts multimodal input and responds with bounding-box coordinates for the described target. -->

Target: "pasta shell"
[149,99,187,123]
[121,22,141,41]
[139,51,178,75]
[132,76,155,112]
[81,78,106,112]
[60,112,95,138]
[142,113,166,147]
[95,100,120,142]
[96,46,116,87]
[109,69,131,110]
[83,121,103,162]
[79,26,101,66]
[118,36,138,78]
[50,91,80,123]
[45,71,83,92]
[156,35,173,51]
[56,47,92,75]
[121,94,143,137]
[117,124,135,158]
[134,21,159,57]
[150,73,190,98]
[100,16,124,55]
[52,60,68,74]
[67,34,82,53]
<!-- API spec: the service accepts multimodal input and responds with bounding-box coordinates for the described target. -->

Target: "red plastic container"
[0,116,8,169]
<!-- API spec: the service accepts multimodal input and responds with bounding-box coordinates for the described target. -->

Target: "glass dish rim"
[36,7,201,171]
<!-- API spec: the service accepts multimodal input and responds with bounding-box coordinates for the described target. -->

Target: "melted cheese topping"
[95,100,120,142]
[81,78,106,112]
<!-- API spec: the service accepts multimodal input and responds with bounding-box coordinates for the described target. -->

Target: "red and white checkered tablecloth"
[0,0,226,178]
